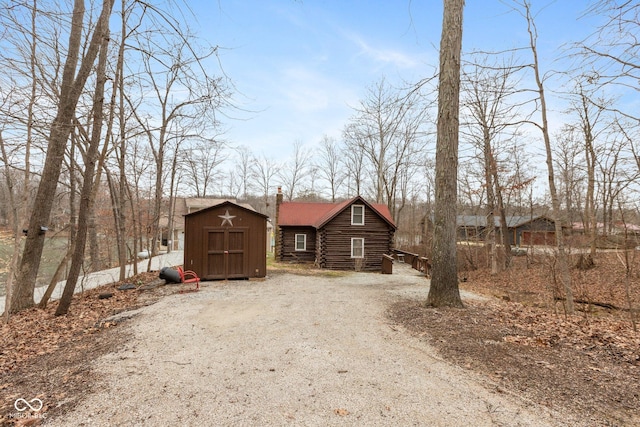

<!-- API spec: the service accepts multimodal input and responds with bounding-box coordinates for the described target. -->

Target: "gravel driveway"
[46,264,572,426]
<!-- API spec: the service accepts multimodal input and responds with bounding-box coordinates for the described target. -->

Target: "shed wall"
[184,204,266,280]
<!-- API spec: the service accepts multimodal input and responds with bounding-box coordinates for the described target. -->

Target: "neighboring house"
[275,191,396,271]
[184,200,268,280]
[571,221,640,248]
[572,221,640,237]
[457,215,558,246]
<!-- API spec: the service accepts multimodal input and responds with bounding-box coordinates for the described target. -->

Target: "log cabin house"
[275,190,396,271]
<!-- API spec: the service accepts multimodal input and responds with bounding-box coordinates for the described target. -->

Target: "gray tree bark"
[11,0,114,313]
[427,0,465,308]
[56,0,114,316]
[522,2,574,314]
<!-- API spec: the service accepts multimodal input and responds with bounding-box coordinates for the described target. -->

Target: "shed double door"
[205,227,248,279]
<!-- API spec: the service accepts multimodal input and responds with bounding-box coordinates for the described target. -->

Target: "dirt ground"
[388,299,640,426]
[1,255,639,426]
[389,250,640,426]
[0,272,170,426]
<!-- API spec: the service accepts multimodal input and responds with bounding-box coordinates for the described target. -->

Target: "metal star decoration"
[218,209,236,226]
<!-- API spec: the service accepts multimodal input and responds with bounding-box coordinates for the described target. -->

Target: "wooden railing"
[391,249,430,276]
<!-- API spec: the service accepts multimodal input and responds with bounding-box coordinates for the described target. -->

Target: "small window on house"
[351,205,365,225]
[295,234,307,251]
[351,237,364,258]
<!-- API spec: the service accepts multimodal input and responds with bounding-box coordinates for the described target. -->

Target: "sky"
[188,1,603,162]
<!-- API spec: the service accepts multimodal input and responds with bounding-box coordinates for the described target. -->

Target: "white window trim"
[351,237,364,258]
[295,233,307,251]
[351,205,365,225]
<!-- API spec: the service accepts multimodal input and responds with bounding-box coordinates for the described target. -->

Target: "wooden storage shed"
[184,200,268,280]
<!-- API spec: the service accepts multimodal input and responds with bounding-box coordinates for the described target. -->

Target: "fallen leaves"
[463,251,640,318]
[485,299,640,364]
[389,250,640,426]
[0,271,159,373]
[1,271,177,425]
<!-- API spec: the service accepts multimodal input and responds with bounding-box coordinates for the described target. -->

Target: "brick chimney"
[274,186,283,260]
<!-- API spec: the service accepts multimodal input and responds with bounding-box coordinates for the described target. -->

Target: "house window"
[295,234,307,251]
[351,205,365,225]
[351,237,364,258]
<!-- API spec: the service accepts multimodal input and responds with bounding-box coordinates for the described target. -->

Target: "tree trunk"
[584,117,597,258]
[38,243,74,309]
[427,0,465,308]
[147,128,164,272]
[106,170,127,280]
[494,174,512,268]
[524,3,574,314]
[88,210,101,270]
[5,0,40,319]
[11,0,115,313]
[0,131,21,320]
[11,0,87,312]
[167,147,180,253]
[114,1,128,279]
[56,2,113,316]
[126,177,139,276]
[483,129,498,275]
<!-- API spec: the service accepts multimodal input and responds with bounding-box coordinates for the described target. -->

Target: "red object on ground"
[178,266,200,293]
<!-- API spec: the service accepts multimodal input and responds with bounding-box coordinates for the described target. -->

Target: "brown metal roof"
[278,197,396,229]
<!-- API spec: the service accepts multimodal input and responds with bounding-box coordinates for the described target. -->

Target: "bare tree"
[123,141,154,274]
[0,131,21,320]
[596,119,638,238]
[578,1,640,121]
[573,84,607,260]
[501,140,536,213]
[233,145,255,200]
[56,8,113,316]
[315,135,344,202]
[341,123,366,198]
[182,138,228,197]
[0,0,41,316]
[252,153,281,214]
[278,140,312,201]
[11,0,115,313]
[554,127,584,230]
[518,0,574,313]
[343,77,429,221]
[461,54,526,272]
[106,0,132,280]
[127,31,229,265]
[426,0,465,308]
[616,196,638,332]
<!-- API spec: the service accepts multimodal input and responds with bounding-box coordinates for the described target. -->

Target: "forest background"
[0,0,639,315]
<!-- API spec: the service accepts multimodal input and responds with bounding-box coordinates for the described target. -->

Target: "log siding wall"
[279,226,317,263]
[316,207,394,271]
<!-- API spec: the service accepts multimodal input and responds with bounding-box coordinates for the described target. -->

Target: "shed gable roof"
[278,197,396,229]
[184,200,267,219]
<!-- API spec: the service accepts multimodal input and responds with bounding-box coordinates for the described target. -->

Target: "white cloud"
[345,31,419,70]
